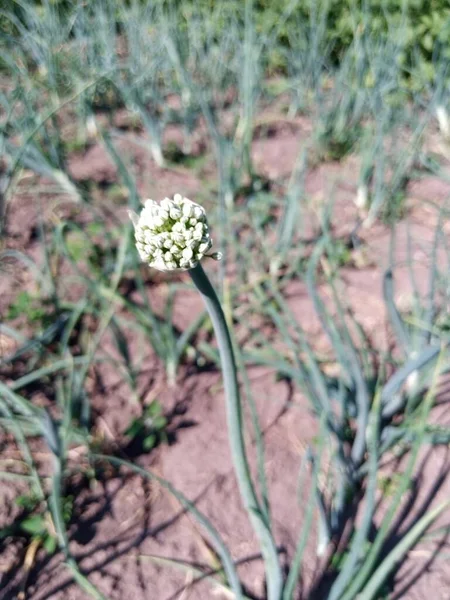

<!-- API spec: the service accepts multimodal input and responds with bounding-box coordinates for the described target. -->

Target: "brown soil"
[1,113,450,600]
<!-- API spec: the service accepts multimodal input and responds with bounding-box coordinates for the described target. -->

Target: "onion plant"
[129,193,284,599]
[0,1,85,201]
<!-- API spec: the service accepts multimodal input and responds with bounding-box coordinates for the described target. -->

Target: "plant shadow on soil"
[307,446,450,599]
[3,376,450,600]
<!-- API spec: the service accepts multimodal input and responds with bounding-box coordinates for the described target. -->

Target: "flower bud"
[129,195,221,272]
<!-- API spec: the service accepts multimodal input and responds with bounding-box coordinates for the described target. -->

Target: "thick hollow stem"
[189,263,283,600]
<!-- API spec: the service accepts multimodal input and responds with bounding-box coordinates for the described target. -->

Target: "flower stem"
[189,263,283,600]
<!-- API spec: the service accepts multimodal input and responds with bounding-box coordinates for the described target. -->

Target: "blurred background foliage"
[3,0,450,88]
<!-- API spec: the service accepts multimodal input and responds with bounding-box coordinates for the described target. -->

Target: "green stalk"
[339,349,445,600]
[359,500,450,600]
[189,263,283,600]
[44,390,106,600]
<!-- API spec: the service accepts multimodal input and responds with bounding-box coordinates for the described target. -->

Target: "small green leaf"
[20,515,47,535]
[146,401,162,417]
[15,494,40,511]
[125,420,143,438]
[152,416,168,430]
[65,231,89,263]
[7,291,32,319]
[43,534,58,555]
[7,292,46,323]
[63,495,74,522]
[143,434,157,451]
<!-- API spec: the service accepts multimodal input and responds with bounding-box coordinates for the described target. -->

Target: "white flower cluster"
[130,194,218,271]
